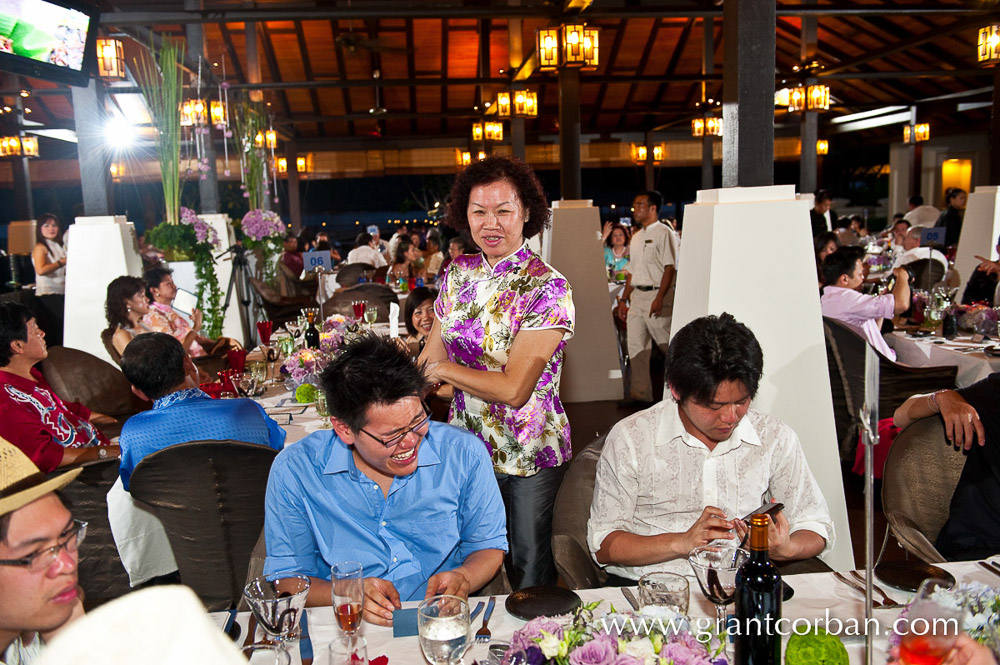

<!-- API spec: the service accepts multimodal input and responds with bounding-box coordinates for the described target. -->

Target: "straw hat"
[0,438,81,517]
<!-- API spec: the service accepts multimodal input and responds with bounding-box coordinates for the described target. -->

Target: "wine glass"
[637,571,689,616]
[327,635,368,665]
[243,572,311,650]
[352,300,366,321]
[238,372,258,398]
[250,360,267,387]
[257,320,274,347]
[316,390,332,429]
[688,545,749,646]
[285,318,302,341]
[417,595,471,665]
[363,304,378,328]
[331,561,364,636]
[898,578,966,665]
[264,346,280,384]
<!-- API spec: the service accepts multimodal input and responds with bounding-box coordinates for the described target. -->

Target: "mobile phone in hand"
[741,502,784,524]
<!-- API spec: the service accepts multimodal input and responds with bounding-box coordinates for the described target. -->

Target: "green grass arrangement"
[136,37,185,225]
[232,100,269,211]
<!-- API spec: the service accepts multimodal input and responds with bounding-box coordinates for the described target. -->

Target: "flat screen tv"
[0,0,99,87]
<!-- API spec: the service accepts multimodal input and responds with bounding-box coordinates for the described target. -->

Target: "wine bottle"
[734,514,782,665]
[304,311,320,349]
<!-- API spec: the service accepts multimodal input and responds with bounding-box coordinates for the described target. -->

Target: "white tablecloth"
[887,332,1000,387]
[215,560,1000,665]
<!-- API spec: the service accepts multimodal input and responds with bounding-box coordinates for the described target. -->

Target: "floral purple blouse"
[435,243,575,477]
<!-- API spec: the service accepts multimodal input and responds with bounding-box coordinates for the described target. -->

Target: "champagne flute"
[418,595,471,665]
[898,578,966,665]
[331,561,364,635]
[689,545,749,653]
[316,391,332,429]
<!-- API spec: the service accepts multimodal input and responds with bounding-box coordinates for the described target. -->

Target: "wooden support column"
[507,3,526,161]
[992,65,1000,185]
[644,131,655,191]
[285,140,301,234]
[558,67,582,200]
[908,105,922,197]
[71,79,111,216]
[799,3,818,194]
[185,0,220,213]
[721,0,775,188]
[701,17,714,190]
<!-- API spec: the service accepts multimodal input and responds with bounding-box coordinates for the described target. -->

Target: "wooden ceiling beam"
[258,22,292,119]
[590,18,629,128]
[294,21,325,137]
[329,20,356,137]
[218,23,246,83]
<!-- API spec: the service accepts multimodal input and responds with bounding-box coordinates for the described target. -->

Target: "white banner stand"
[543,200,623,403]
[169,214,248,346]
[671,185,854,572]
[63,216,143,364]
[954,186,1000,299]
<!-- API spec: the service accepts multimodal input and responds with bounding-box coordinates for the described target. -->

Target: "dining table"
[886,330,1000,388]
[213,559,1000,665]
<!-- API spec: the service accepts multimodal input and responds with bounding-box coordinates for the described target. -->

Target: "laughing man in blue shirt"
[263,335,507,625]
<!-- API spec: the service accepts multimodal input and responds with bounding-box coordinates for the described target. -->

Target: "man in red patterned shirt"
[0,303,119,471]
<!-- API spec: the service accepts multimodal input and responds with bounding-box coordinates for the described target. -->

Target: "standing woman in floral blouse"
[419,155,575,589]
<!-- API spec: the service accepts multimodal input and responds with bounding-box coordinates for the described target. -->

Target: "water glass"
[898,578,966,665]
[637,571,690,615]
[418,595,471,665]
[327,635,368,665]
[331,561,364,635]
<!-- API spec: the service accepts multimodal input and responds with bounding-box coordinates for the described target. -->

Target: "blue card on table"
[392,608,419,638]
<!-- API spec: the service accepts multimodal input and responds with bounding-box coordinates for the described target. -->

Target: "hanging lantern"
[705,117,723,136]
[254,131,265,148]
[816,139,829,155]
[484,121,503,142]
[210,100,226,127]
[788,86,806,113]
[978,25,1000,64]
[95,38,126,80]
[265,129,277,149]
[513,90,537,117]
[471,122,484,142]
[630,144,647,164]
[806,84,830,111]
[652,144,664,163]
[477,150,487,161]
[109,160,124,181]
[562,24,587,67]
[20,136,38,157]
[536,27,561,71]
[276,157,287,174]
[297,154,312,174]
[904,123,930,144]
[0,136,20,156]
[496,92,511,117]
[582,27,599,71]
[460,151,471,167]
[691,118,705,137]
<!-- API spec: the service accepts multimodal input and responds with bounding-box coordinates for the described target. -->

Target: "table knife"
[978,561,1000,579]
[299,610,313,665]
[470,600,485,622]
[621,588,640,611]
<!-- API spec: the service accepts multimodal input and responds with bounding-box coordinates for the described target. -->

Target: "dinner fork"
[475,596,496,644]
[849,570,902,609]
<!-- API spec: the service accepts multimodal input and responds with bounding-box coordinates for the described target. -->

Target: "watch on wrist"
[97,447,108,459]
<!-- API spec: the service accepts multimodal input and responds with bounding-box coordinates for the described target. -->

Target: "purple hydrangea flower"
[569,632,618,665]
[661,632,714,665]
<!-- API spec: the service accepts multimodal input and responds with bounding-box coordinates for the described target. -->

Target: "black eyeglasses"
[0,520,87,573]
[359,401,432,449]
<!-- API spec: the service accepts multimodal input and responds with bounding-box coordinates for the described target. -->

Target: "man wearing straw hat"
[0,438,85,663]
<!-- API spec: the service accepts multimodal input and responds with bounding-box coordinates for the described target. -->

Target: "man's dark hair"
[636,190,663,213]
[120,332,188,400]
[908,195,924,207]
[143,266,173,301]
[665,313,764,405]
[319,334,429,432]
[448,237,469,253]
[0,302,33,366]
[354,232,373,248]
[821,246,866,287]
[893,213,907,224]
[814,189,833,204]
[445,155,550,239]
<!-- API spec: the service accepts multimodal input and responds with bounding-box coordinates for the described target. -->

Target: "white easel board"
[671,185,854,572]
[954,186,1000,300]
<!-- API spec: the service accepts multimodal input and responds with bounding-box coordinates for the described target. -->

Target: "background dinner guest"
[603,222,630,275]
[0,440,87,663]
[935,187,967,248]
[402,286,437,358]
[419,155,575,590]
[264,336,506,619]
[387,237,424,282]
[964,234,1000,305]
[31,213,67,347]
[814,231,840,286]
[903,194,940,229]
[423,232,445,280]
[820,246,910,361]
[810,189,837,237]
[143,267,216,358]
[104,275,154,358]
[438,236,468,276]
[281,233,304,275]
[0,303,118,471]
[346,232,387,268]
[892,226,948,274]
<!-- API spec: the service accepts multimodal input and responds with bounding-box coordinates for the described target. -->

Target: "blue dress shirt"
[119,389,286,490]
[263,422,508,601]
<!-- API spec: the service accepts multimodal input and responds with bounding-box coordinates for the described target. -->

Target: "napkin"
[392,608,418,637]
[389,303,399,338]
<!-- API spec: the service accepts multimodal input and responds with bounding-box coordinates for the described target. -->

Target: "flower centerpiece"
[146,206,225,338]
[955,304,999,337]
[237,209,286,284]
[503,602,726,665]
[280,347,331,389]
[888,581,1000,653]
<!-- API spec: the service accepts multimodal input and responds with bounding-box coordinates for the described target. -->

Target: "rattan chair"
[129,440,278,611]
[823,316,957,460]
[551,435,608,590]
[336,262,376,288]
[907,258,946,293]
[881,417,968,563]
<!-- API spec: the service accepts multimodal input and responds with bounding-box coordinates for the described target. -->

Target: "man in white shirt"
[0,439,85,664]
[615,191,676,404]
[820,246,910,361]
[903,195,940,229]
[345,232,387,268]
[587,314,834,581]
[893,226,948,274]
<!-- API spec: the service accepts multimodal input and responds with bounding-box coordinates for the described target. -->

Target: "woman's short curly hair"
[444,155,550,240]
[104,275,146,331]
